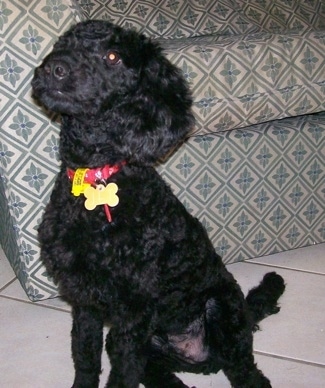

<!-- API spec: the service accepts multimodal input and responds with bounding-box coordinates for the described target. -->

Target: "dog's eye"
[104,51,121,65]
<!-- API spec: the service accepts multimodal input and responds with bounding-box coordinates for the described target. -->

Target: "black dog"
[32,20,285,388]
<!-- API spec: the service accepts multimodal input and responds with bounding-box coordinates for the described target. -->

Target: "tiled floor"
[1,243,324,387]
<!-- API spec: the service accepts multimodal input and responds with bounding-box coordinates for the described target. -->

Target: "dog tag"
[84,183,120,210]
[71,168,91,196]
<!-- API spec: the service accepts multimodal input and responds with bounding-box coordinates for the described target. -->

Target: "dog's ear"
[121,38,195,165]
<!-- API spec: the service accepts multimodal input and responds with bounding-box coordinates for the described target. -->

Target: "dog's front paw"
[71,372,99,388]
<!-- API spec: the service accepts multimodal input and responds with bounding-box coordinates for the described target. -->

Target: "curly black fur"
[32,20,285,388]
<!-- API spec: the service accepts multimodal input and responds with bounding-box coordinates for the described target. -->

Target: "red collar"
[67,163,124,184]
[67,162,125,222]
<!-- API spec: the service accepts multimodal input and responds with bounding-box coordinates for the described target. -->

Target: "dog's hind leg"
[71,306,104,388]
[207,325,271,387]
[208,322,272,388]
[205,286,272,387]
[222,357,272,388]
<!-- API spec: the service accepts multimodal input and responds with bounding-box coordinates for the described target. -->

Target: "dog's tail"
[246,272,285,328]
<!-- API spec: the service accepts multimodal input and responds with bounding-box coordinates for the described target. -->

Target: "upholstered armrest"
[161,30,325,135]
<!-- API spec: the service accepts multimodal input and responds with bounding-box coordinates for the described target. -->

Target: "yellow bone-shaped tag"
[84,183,119,211]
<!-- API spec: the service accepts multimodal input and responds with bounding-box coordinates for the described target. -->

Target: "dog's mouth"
[49,89,75,105]
[33,77,66,99]
[32,77,79,115]
[48,88,71,100]
[52,89,63,95]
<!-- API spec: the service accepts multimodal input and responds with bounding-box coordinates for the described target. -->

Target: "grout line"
[0,277,17,293]
[254,350,325,369]
[243,260,325,276]
[0,294,71,314]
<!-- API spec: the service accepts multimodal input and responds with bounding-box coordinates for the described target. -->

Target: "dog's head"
[32,20,194,165]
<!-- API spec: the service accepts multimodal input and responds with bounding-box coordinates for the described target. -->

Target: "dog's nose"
[44,60,69,80]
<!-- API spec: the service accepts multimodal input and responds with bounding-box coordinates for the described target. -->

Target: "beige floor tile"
[0,297,73,387]
[254,353,325,388]
[247,243,325,274]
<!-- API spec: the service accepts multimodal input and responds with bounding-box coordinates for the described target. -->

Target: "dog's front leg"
[105,327,148,388]
[71,305,104,388]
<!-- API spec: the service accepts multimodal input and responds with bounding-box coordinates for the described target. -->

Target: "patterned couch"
[1,0,324,301]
